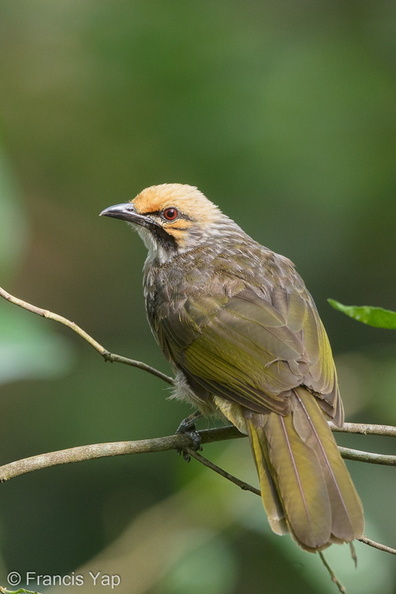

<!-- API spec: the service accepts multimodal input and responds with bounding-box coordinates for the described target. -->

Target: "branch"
[331,421,396,438]
[0,428,395,557]
[1,424,395,559]
[1,423,395,484]
[338,446,396,466]
[0,427,242,482]
[185,446,261,496]
[2,286,396,559]
[359,536,396,555]
[0,287,174,386]
[318,552,347,593]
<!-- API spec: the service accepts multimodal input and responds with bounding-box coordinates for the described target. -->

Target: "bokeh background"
[1,1,396,592]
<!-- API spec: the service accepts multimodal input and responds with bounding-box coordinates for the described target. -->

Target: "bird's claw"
[176,412,203,461]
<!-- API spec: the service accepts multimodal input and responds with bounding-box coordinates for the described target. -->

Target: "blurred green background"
[1,1,396,592]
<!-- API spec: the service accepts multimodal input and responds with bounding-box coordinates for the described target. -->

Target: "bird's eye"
[162,207,179,221]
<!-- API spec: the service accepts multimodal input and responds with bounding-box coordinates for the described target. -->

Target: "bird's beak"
[100,202,148,226]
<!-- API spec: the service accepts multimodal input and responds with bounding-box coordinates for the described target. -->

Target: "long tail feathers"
[245,388,364,552]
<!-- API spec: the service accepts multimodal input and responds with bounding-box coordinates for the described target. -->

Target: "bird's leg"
[176,410,202,459]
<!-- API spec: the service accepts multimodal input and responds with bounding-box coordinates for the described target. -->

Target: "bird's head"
[100,183,232,261]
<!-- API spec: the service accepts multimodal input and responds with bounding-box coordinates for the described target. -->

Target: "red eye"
[162,207,179,221]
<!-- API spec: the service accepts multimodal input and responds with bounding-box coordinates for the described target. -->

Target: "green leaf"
[328,299,396,329]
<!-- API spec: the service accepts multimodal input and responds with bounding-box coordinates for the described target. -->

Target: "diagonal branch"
[2,286,396,434]
[359,536,396,555]
[0,286,174,386]
[185,446,261,496]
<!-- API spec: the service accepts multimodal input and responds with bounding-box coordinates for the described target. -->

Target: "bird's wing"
[155,286,341,421]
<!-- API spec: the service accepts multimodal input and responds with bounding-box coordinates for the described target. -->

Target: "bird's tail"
[244,387,364,552]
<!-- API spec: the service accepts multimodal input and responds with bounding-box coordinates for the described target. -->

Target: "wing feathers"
[156,286,341,420]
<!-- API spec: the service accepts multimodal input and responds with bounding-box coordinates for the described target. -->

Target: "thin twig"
[338,446,396,466]
[358,536,396,555]
[331,422,396,438]
[0,287,174,386]
[349,542,358,568]
[318,552,347,593]
[185,447,261,496]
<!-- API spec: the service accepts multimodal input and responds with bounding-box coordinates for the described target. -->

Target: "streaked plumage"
[101,183,364,552]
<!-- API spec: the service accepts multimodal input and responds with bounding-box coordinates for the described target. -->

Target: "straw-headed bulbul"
[100,183,364,552]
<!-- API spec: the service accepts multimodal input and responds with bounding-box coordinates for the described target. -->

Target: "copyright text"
[7,570,121,588]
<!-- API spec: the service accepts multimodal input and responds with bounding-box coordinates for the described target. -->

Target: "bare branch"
[0,424,395,484]
[0,424,394,557]
[0,286,174,386]
[358,536,396,556]
[185,447,261,496]
[318,552,346,593]
[0,427,242,482]
[338,446,396,466]
[331,422,396,438]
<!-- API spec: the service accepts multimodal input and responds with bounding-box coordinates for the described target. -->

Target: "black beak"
[101,202,177,251]
[100,203,148,226]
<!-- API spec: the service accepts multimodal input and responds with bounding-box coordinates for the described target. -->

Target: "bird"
[100,183,364,552]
